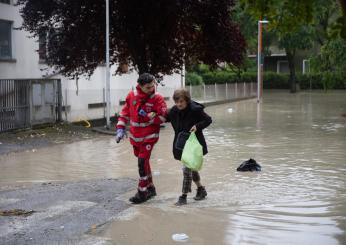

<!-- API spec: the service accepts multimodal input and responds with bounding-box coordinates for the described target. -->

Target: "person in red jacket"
[115,73,167,204]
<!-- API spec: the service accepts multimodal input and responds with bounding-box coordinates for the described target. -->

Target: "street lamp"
[257,20,269,103]
[105,0,111,128]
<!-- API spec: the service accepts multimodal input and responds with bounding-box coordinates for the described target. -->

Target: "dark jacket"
[167,101,212,160]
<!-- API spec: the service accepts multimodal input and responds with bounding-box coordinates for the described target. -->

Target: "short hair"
[137,73,155,85]
[173,89,191,103]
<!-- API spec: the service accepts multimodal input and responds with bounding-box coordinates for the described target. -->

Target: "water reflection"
[0,91,346,244]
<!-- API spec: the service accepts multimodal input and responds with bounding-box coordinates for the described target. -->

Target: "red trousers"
[133,143,155,192]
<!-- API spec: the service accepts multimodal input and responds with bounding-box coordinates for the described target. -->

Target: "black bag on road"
[237,158,261,172]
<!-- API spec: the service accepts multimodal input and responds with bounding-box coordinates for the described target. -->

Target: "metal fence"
[0,79,61,132]
[188,82,257,102]
[0,80,30,132]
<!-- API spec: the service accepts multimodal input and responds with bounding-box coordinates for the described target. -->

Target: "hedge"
[186,71,346,90]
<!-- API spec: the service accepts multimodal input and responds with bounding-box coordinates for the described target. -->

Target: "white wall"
[0,1,48,78]
[61,69,180,122]
[0,2,181,122]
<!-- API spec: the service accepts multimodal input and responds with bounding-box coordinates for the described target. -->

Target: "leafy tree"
[313,0,339,45]
[218,1,274,78]
[233,2,258,54]
[240,0,316,93]
[334,0,346,39]
[240,0,315,32]
[17,0,246,78]
[278,27,314,92]
[311,37,346,73]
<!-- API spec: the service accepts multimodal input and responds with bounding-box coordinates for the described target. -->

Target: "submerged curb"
[201,96,256,107]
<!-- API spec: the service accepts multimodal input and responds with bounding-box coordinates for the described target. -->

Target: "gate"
[0,79,62,132]
[0,80,30,132]
[31,79,59,125]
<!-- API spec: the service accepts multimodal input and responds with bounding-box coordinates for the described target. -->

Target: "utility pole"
[105,0,111,127]
[257,19,269,103]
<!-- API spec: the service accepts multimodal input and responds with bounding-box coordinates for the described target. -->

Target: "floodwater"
[1,91,346,245]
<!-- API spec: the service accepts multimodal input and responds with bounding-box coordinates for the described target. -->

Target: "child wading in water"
[167,89,212,205]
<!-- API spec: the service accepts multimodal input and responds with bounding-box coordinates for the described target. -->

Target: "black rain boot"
[194,186,207,201]
[129,191,149,204]
[175,194,187,206]
[147,186,157,199]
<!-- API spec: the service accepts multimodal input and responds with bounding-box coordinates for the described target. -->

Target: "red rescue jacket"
[116,85,167,146]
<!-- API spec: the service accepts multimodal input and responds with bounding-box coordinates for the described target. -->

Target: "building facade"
[0,1,181,125]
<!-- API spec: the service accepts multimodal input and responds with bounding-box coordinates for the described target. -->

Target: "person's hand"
[190,125,197,132]
[138,109,147,117]
[115,128,126,143]
[148,112,156,119]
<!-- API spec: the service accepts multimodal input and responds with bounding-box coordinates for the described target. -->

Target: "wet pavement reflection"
[1,91,346,244]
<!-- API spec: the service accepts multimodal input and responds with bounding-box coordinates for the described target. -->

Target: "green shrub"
[241,72,257,83]
[187,67,346,90]
[322,72,335,91]
[297,73,346,90]
[296,74,311,89]
[201,71,256,84]
[186,72,203,85]
[331,72,346,89]
[297,73,323,89]
[263,72,289,89]
[200,71,215,84]
[213,71,235,84]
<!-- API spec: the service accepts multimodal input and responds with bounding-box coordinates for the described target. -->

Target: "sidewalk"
[0,124,100,155]
[0,178,135,245]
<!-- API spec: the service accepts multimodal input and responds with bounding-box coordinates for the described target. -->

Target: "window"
[302,59,310,74]
[0,0,11,4]
[38,31,48,61]
[277,60,289,73]
[38,29,58,62]
[0,20,12,59]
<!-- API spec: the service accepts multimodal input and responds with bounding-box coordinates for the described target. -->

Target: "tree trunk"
[137,63,149,75]
[286,50,296,93]
[338,0,346,39]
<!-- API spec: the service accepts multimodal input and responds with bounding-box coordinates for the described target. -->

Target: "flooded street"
[1,91,346,244]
